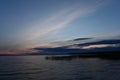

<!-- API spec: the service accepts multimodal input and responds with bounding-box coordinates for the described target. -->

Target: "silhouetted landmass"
[0,50,120,61]
[45,51,120,60]
[0,54,16,56]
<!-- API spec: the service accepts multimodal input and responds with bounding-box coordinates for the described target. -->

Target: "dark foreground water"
[0,56,120,80]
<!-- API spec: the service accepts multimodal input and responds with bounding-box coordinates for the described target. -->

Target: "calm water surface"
[0,56,120,80]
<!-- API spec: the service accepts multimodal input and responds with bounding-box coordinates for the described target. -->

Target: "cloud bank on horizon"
[31,37,120,54]
[0,0,120,54]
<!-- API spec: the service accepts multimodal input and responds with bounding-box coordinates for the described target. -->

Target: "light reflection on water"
[0,56,120,80]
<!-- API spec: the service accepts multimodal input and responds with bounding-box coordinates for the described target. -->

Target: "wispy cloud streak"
[0,0,111,54]
[21,0,110,43]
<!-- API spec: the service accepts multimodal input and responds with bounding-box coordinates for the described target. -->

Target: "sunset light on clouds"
[0,0,120,55]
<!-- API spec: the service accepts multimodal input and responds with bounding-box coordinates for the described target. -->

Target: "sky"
[0,0,120,55]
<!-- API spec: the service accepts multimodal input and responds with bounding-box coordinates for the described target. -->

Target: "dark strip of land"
[45,51,120,60]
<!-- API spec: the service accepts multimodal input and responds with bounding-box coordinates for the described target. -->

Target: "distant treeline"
[45,51,120,60]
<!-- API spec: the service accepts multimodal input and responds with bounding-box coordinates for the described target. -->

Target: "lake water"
[0,56,120,80]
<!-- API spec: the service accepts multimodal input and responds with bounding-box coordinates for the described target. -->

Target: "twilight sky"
[0,0,120,54]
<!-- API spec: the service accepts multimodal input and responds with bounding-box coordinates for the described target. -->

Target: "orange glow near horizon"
[0,49,40,55]
[82,44,114,49]
[0,51,17,55]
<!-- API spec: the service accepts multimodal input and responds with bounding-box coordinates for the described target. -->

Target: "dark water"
[0,56,120,80]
